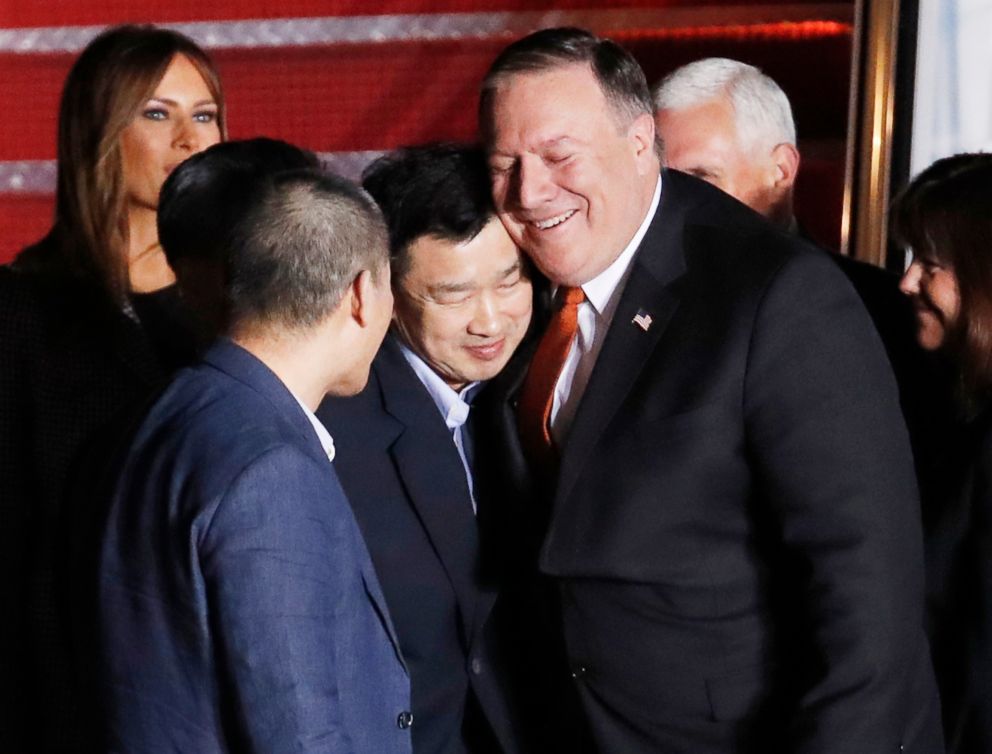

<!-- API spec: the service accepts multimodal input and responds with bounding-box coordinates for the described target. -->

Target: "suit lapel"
[204,339,328,463]
[377,338,485,641]
[359,565,409,672]
[555,175,689,507]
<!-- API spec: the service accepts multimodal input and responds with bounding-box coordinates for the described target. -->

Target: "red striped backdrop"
[0,2,854,262]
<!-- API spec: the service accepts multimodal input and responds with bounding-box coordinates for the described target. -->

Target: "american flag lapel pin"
[632,309,653,332]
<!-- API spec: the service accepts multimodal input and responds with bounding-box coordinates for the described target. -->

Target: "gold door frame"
[842,0,902,265]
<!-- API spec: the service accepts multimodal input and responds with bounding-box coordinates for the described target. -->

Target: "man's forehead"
[486,71,608,151]
[487,64,603,116]
[407,222,517,272]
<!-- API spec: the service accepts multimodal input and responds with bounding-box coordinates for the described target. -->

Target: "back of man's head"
[361,142,495,281]
[159,138,320,269]
[225,170,389,336]
[653,57,795,152]
[158,138,321,333]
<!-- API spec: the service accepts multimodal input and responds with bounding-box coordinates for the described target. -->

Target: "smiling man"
[652,57,800,232]
[317,143,534,754]
[479,27,943,754]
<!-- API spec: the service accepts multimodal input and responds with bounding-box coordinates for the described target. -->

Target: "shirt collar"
[581,175,662,316]
[290,392,336,462]
[399,341,480,429]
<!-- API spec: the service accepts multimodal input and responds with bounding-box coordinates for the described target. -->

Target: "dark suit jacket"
[487,170,943,753]
[318,335,531,753]
[924,405,992,754]
[818,246,957,482]
[95,339,411,754]
[0,254,199,753]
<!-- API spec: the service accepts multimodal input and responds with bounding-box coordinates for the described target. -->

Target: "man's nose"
[516,156,555,210]
[469,293,500,336]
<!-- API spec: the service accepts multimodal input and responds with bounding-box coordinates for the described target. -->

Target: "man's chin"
[470,355,517,383]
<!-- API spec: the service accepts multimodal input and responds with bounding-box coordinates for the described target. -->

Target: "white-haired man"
[653,57,800,230]
[652,58,951,474]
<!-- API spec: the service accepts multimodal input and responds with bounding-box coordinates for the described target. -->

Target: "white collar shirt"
[400,342,481,513]
[550,175,662,446]
[291,392,336,463]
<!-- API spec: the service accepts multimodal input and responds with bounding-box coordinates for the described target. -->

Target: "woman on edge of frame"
[0,24,225,752]
[894,151,992,754]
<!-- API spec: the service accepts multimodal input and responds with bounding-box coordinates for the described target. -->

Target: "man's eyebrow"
[497,260,522,279]
[688,165,719,177]
[429,281,475,295]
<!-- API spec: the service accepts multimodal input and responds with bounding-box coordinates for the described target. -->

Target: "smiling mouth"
[466,339,505,360]
[531,210,577,230]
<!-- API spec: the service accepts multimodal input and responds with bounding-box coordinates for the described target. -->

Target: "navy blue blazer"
[318,336,527,754]
[95,339,411,754]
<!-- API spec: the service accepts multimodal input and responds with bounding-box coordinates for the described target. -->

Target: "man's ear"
[349,269,375,327]
[629,112,659,173]
[771,142,800,189]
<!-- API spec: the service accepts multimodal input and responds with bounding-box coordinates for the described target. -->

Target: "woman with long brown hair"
[0,24,225,751]
[893,151,992,754]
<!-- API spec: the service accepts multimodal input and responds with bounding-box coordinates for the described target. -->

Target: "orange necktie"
[517,286,586,468]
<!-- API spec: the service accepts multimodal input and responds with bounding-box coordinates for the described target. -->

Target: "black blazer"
[0,258,197,753]
[924,405,992,754]
[318,335,529,754]
[826,252,957,479]
[484,171,944,754]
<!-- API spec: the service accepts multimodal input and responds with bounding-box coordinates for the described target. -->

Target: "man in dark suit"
[651,58,954,476]
[317,143,535,753]
[479,28,943,753]
[94,160,412,752]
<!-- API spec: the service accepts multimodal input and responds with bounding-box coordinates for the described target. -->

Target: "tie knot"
[559,286,586,309]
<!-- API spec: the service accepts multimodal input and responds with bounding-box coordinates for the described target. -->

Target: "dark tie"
[517,286,586,469]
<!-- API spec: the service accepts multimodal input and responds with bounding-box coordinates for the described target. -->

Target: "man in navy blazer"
[479,28,943,753]
[94,155,411,752]
[317,144,536,753]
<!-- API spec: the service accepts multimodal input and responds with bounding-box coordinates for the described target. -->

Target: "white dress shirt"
[291,392,337,463]
[550,176,662,446]
[400,343,480,513]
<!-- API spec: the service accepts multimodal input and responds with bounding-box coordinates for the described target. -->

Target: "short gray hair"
[652,58,796,151]
[226,170,389,331]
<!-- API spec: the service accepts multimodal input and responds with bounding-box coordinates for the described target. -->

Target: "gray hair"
[652,58,796,151]
[226,170,389,331]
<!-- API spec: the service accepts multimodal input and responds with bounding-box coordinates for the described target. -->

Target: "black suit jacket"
[318,336,529,754]
[0,255,198,753]
[817,247,957,481]
[485,171,943,753]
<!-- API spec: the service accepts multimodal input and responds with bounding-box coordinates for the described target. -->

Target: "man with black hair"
[94,152,411,753]
[156,136,320,336]
[317,142,534,753]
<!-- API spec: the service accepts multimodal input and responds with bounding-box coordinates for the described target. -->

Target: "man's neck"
[232,328,329,411]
